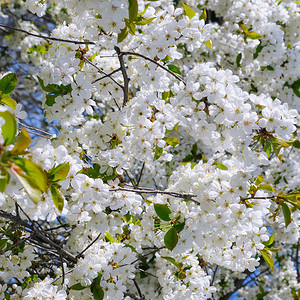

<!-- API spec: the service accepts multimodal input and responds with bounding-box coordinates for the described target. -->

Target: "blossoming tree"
[0,0,299,299]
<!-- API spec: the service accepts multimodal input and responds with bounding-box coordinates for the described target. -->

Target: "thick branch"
[114,46,129,107]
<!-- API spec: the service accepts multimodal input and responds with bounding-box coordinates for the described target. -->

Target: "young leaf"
[0,110,17,145]
[291,78,300,97]
[13,158,47,192]
[91,285,104,300]
[117,27,129,43]
[70,283,86,291]
[164,227,178,251]
[12,171,42,204]
[154,146,163,160]
[161,256,179,267]
[258,184,275,193]
[11,128,31,155]
[262,232,275,247]
[0,94,17,110]
[281,203,291,227]
[135,17,156,25]
[49,163,70,182]
[203,39,212,50]
[163,136,180,147]
[0,171,10,193]
[247,32,263,39]
[128,0,138,23]
[213,162,228,170]
[0,73,18,95]
[199,8,207,21]
[105,232,115,243]
[50,185,64,212]
[167,64,181,75]
[255,175,264,186]
[260,248,274,270]
[236,53,242,67]
[182,3,196,19]
[173,221,185,233]
[154,204,172,221]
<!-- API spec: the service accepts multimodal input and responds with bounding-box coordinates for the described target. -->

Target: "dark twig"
[110,187,198,203]
[122,51,186,85]
[18,121,52,138]
[83,57,123,89]
[92,68,122,84]
[136,162,145,186]
[123,292,144,300]
[0,209,77,264]
[0,23,95,45]
[59,252,65,286]
[76,232,102,259]
[133,279,144,299]
[114,46,129,107]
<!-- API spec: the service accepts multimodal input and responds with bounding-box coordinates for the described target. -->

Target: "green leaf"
[253,42,264,59]
[135,16,156,25]
[262,232,275,247]
[12,171,42,204]
[182,3,195,19]
[260,248,274,270]
[281,203,291,227]
[163,136,180,147]
[50,185,64,212]
[0,73,17,95]
[293,140,300,148]
[0,110,17,145]
[0,239,8,251]
[70,283,86,291]
[203,39,212,50]
[199,8,207,21]
[154,204,172,221]
[137,3,150,16]
[128,0,138,23]
[164,227,178,251]
[247,32,263,39]
[91,285,104,300]
[213,162,228,170]
[263,140,272,158]
[236,53,242,67]
[255,175,264,186]
[11,128,31,155]
[291,79,300,97]
[167,64,181,75]
[46,94,56,106]
[161,256,179,267]
[49,163,70,182]
[173,221,185,233]
[0,171,10,192]
[13,158,47,193]
[154,146,163,160]
[0,94,17,110]
[105,232,115,243]
[118,27,129,43]
[270,136,284,157]
[258,184,275,193]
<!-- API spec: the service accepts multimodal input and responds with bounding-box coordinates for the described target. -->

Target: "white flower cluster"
[0,0,299,299]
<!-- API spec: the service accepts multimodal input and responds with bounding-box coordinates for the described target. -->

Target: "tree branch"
[0,23,95,45]
[122,51,186,85]
[114,46,129,107]
[110,186,199,203]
